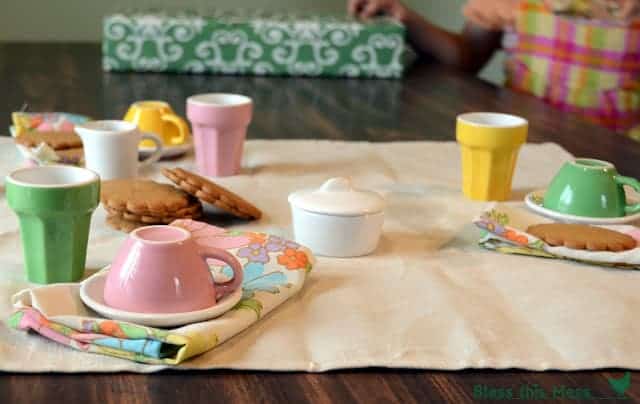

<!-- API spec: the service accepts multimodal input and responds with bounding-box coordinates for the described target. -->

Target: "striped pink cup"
[186,93,253,177]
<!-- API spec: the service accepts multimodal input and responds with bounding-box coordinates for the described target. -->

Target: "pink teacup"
[186,93,253,177]
[104,225,243,313]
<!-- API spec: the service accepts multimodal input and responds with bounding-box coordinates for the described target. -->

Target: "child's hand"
[592,0,640,20]
[463,0,519,30]
[619,0,640,19]
[347,0,410,22]
[545,0,640,20]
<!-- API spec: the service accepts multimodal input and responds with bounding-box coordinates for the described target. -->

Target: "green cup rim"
[6,165,99,189]
[570,158,615,170]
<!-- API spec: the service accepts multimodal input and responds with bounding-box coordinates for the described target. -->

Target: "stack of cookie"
[102,168,262,232]
[15,131,84,165]
[102,179,203,233]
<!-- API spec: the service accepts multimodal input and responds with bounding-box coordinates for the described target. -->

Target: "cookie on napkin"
[9,219,314,365]
[15,131,83,150]
[162,167,262,220]
[527,223,637,252]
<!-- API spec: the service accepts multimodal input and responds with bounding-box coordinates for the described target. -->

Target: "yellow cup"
[124,101,190,147]
[456,112,528,201]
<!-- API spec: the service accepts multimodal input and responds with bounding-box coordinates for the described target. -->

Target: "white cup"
[75,120,163,180]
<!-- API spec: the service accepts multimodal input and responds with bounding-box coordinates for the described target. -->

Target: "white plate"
[524,189,640,225]
[139,140,193,159]
[79,270,243,327]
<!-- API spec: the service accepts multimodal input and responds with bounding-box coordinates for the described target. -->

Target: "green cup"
[543,158,640,218]
[6,166,100,284]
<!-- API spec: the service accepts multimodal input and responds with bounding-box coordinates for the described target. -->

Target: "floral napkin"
[8,220,314,365]
[474,203,640,269]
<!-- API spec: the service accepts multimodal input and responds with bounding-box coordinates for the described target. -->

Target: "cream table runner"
[1,138,639,372]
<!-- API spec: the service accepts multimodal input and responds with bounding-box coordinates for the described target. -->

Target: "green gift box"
[102,12,406,78]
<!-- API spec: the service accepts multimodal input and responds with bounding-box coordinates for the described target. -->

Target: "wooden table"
[0,43,638,403]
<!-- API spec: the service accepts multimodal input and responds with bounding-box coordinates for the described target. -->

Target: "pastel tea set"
[455,112,640,224]
[525,158,640,224]
[289,177,386,257]
[75,120,164,180]
[6,165,100,284]
[5,93,389,327]
[124,100,192,159]
[456,112,528,202]
[187,93,253,177]
[7,103,640,326]
[124,101,189,148]
[80,225,244,327]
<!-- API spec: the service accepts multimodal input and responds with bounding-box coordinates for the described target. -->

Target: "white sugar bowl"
[288,177,386,257]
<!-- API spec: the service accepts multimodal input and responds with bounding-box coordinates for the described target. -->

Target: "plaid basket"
[505,0,640,137]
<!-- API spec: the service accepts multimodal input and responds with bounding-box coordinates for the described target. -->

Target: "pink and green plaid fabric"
[505,0,640,137]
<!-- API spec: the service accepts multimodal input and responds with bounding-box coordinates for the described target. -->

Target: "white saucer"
[139,140,192,159]
[79,271,243,327]
[524,189,640,225]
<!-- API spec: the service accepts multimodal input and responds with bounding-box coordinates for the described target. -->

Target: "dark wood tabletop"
[1,43,639,404]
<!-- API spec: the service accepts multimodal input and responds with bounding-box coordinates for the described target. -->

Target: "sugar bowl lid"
[288,177,386,216]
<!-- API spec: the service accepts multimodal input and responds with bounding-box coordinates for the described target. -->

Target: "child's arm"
[404,11,503,73]
[348,0,505,73]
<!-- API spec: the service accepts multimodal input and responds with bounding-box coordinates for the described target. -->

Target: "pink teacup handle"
[198,246,243,300]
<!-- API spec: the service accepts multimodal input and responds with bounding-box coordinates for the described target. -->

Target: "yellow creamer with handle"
[124,101,190,147]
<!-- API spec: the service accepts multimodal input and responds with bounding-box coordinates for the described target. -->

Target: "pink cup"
[104,225,243,313]
[187,93,253,177]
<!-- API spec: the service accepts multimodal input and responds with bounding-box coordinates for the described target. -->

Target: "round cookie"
[526,223,637,252]
[15,131,83,150]
[104,201,202,220]
[162,167,262,220]
[105,204,203,224]
[101,179,194,215]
